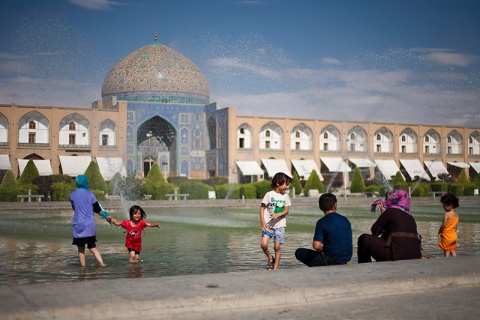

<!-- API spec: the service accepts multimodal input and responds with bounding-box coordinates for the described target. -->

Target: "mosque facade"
[0,37,479,187]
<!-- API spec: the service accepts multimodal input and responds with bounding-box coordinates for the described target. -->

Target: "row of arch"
[237,122,480,155]
[0,111,117,147]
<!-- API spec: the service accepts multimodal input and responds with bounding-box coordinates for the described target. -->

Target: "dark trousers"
[357,234,392,263]
[295,248,340,267]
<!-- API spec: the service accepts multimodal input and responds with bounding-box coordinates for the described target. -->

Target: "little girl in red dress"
[111,205,160,263]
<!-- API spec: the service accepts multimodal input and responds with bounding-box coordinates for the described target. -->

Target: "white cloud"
[69,0,123,10]
[322,57,341,65]
[410,48,480,67]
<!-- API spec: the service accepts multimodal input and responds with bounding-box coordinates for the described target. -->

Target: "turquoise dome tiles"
[102,42,210,105]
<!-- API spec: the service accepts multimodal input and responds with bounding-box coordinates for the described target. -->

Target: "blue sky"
[1,0,479,127]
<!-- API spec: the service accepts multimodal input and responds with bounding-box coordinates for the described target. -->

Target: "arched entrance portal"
[137,116,176,178]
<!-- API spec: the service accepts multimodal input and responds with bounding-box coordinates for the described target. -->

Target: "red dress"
[121,220,147,252]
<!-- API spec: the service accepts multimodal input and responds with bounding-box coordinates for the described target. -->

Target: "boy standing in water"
[260,172,292,270]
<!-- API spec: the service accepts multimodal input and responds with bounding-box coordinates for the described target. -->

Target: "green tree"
[0,169,18,202]
[18,159,39,185]
[304,170,325,195]
[84,161,108,195]
[144,162,165,193]
[350,167,366,193]
[457,169,469,185]
[291,171,302,195]
[392,171,407,190]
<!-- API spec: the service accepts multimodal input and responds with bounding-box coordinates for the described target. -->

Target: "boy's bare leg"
[451,250,457,257]
[273,242,281,270]
[261,236,274,265]
[90,247,106,267]
[77,245,86,267]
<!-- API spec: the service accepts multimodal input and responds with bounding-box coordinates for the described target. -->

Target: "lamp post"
[146,131,153,172]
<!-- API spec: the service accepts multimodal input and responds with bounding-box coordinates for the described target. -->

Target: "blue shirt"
[314,212,353,264]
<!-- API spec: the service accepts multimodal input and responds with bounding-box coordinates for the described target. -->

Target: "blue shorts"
[262,227,285,244]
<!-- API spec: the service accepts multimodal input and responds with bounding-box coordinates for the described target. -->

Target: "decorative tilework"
[102,42,210,104]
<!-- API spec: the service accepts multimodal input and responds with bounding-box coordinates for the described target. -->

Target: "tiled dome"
[102,42,210,104]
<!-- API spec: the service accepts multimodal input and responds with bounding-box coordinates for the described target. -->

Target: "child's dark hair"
[319,193,337,212]
[271,172,292,188]
[129,205,147,220]
[440,193,459,208]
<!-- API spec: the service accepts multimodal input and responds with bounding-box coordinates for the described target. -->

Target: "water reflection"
[0,203,479,285]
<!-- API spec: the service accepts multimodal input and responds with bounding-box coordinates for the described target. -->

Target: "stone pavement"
[1,255,479,320]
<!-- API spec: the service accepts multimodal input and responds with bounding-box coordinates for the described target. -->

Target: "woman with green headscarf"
[70,175,111,267]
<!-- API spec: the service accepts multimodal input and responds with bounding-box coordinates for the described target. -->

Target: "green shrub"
[0,187,17,202]
[51,181,76,201]
[18,160,40,185]
[118,176,145,201]
[291,172,302,195]
[144,163,165,193]
[178,180,213,200]
[240,184,257,199]
[150,182,177,200]
[107,172,124,195]
[0,170,18,202]
[16,184,39,199]
[92,189,106,201]
[167,176,188,186]
[350,167,366,193]
[409,182,431,197]
[448,184,464,197]
[304,170,325,195]
[203,176,229,187]
[464,183,478,196]
[85,161,108,194]
[253,180,272,199]
[392,171,407,190]
[216,183,241,199]
[365,185,380,193]
[457,169,469,185]
[431,182,449,192]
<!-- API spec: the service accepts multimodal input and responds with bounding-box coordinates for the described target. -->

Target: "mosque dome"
[102,40,210,105]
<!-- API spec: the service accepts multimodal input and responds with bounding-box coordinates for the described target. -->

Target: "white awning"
[236,161,264,176]
[375,159,403,180]
[424,161,448,179]
[59,155,92,177]
[469,162,480,174]
[291,159,324,181]
[0,154,11,170]
[97,157,127,180]
[320,157,351,172]
[261,159,292,178]
[447,162,471,169]
[400,159,430,181]
[349,158,376,168]
[18,159,53,176]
